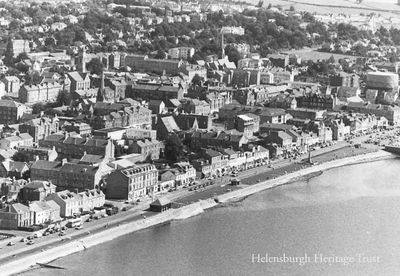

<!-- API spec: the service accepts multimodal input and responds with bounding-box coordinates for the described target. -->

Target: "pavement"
[0,128,391,266]
[0,203,156,264]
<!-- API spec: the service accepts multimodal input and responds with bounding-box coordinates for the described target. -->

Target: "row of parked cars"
[188,180,215,191]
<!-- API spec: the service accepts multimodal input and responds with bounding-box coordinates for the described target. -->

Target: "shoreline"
[2,150,396,276]
[216,150,394,203]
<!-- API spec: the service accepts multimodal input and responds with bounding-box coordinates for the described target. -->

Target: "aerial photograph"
[0,0,400,275]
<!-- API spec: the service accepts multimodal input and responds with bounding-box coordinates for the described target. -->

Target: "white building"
[168,47,195,60]
[174,162,196,187]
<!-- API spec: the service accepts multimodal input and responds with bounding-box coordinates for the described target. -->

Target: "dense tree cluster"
[164,133,186,163]
[144,10,322,59]
[3,0,400,73]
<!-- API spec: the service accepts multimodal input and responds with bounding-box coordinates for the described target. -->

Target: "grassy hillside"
[252,0,400,15]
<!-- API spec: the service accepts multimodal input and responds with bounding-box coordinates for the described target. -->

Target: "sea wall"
[0,150,393,275]
[0,200,218,276]
[216,150,394,203]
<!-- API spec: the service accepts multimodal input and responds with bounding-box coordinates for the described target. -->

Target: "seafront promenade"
[0,145,395,275]
[217,150,394,203]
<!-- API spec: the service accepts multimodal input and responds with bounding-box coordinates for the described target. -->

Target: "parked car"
[27,240,34,245]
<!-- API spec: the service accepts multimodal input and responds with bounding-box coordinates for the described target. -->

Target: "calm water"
[23,159,400,276]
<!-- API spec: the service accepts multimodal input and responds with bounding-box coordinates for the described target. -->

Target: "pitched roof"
[151,197,171,206]
[44,134,65,142]
[260,123,294,130]
[59,163,99,175]
[119,98,140,106]
[132,83,181,93]
[18,133,33,140]
[68,71,85,82]
[79,154,104,165]
[11,203,30,214]
[204,148,222,158]
[44,200,60,210]
[166,98,181,107]
[30,201,54,212]
[64,136,86,145]
[0,100,19,108]
[276,131,292,140]
[149,99,164,106]
[160,116,180,132]
[23,180,55,191]
[260,108,286,117]
[1,160,28,172]
[84,138,108,147]
[219,148,237,156]
[31,160,61,170]
[55,190,82,201]
[237,114,253,121]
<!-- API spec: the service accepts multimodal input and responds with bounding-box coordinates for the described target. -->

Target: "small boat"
[37,263,65,270]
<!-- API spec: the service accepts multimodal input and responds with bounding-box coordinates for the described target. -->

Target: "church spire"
[97,71,105,102]
[80,47,87,73]
[221,33,225,59]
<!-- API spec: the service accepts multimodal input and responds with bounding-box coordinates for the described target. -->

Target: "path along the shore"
[0,149,395,276]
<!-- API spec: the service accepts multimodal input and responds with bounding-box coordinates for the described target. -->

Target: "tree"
[154,49,166,59]
[22,170,30,181]
[164,133,185,163]
[56,90,71,106]
[9,20,21,30]
[86,58,104,75]
[45,37,56,48]
[191,74,204,86]
[327,55,336,64]
[74,27,87,43]
[15,52,29,63]
[54,28,75,46]
[114,144,124,157]
[224,45,241,66]
[32,102,46,114]
[4,39,14,66]
[15,63,30,74]
[259,42,271,57]
[389,52,398,63]
[353,44,368,56]
[12,151,30,163]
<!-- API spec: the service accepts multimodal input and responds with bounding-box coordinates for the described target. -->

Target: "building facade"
[106,164,158,201]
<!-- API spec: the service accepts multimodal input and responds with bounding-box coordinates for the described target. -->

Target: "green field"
[282,48,360,62]
[246,0,400,15]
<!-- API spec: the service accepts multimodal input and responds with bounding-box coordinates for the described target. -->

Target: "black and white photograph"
[0,0,399,275]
